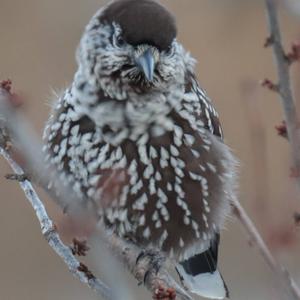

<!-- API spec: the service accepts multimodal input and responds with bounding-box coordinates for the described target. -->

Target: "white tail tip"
[176,264,228,299]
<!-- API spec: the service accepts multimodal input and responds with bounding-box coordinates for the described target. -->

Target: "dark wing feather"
[185,72,223,139]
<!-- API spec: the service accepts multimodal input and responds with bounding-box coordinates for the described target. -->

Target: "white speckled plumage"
[43,1,238,298]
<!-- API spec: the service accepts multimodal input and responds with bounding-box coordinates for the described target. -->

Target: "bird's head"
[76,0,195,98]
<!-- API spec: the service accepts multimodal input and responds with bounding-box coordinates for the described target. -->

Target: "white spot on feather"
[143,227,151,238]
[179,238,185,248]
[184,134,195,146]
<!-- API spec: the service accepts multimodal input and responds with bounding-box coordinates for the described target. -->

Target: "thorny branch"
[264,0,300,186]
[0,86,192,300]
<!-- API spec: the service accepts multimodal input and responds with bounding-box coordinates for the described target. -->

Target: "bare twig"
[262,2,300,296]
[0,147,114,300]
[232,200,300,300]
[265,0,300,183]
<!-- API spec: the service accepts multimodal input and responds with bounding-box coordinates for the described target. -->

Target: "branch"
[265,0,300,184]
[232,200,300,300]
[0,147,114,300]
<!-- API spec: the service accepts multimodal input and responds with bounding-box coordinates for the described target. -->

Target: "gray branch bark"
[0,147,114,300]
[0,141,193,300]
[265,0,300,184]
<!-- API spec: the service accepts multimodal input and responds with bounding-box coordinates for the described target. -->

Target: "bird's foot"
[136,249,166,285]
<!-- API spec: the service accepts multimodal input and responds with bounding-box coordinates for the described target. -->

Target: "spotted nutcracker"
[43,0,238,298]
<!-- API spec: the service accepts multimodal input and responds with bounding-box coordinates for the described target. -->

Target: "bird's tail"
[176,234,229,299]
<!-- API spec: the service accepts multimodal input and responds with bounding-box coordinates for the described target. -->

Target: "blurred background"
[1,0,300,299]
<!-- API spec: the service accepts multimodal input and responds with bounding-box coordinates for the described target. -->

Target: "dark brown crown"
[100,0,177,51]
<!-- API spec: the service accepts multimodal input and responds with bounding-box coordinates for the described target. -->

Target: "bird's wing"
[176,234,229,299]
[175,73,230,299]
[183,72,223,139]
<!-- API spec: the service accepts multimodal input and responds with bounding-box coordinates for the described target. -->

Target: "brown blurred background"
[1,0,300,299]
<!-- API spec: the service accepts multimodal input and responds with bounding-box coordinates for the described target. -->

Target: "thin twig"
[265,0,300,184]
[0,146,114,300]
[262,2,300,296]
[232,200,300,300]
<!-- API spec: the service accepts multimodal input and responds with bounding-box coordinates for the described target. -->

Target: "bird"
[43,0,238,298]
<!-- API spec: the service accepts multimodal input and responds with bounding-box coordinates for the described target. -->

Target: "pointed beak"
[135,47,158,82]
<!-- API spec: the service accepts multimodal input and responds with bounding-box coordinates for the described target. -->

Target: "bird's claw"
[136,249,166,284]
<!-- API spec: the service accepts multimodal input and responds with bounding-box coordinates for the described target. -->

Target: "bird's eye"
[165,45,173,56]
[116,35,125,47]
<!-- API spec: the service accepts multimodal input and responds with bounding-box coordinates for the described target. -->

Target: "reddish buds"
[0,79,12,93]
[77,263,95,280]
[0,79,24,108]
[154,285,176,300]
[264,35,274,48]
[286,42,300,65]
[275,121,288,139]
[261,79,279,92]
[71,238,90,256]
